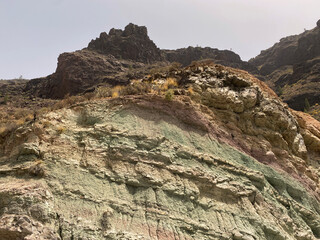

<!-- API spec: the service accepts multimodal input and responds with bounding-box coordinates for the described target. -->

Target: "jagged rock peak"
[87,23,164,63]
[123,23,148,36]
[317,19,320,28]
[107,23,148,37]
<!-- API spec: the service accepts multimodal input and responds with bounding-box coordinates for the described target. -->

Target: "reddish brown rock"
[88,23,164,63]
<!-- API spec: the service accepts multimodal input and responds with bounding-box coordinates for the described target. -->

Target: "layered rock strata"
[1,64,320,239]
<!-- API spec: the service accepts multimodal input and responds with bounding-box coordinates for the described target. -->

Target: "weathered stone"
[1,64,320,240]
[19,143,40,156]
[88,23,163,63]
[250,19,320,111]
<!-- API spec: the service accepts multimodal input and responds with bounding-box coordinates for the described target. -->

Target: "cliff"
[25,23,256,99]
[87,23,164,63]
[249,20,320,111]
[1,63,320,239]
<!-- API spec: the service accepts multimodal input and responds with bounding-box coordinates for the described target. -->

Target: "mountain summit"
[87,23,164,63]
[25,23,253,99]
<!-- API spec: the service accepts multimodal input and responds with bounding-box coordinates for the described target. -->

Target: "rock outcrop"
[88,23,164,63]
[163,47,258,73]
[25,23,258,99]
[25,50,147,99]
[249,20,320,111]
[2,63,320,239]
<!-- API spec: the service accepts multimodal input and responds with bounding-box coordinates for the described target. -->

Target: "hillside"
[8,21,320,117]
[1,63,320,239]
[25,23,255,99]
[249,19,320,111]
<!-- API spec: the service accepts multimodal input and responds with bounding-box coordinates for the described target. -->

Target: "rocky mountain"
[163,47,257,73]
[23,20,320,113]
[2,22,320,239]
[249,19,320,111]
[87,23,164,63]
[25,50,133,99]
[25,23,255,99]
[1,63,320,239]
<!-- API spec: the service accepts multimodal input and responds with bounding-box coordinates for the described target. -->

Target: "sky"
[0,0,319,79]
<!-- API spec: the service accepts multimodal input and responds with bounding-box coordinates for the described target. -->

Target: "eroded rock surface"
[1,64,320,239]
[88,23,164,63]
[25,50,134,99]
[163,47,257,73]
[249,20,320,111]
[25,23,258,100]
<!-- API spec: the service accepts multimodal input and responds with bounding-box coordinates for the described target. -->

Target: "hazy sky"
[1,0,319,79]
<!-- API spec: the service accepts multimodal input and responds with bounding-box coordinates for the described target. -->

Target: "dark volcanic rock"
[87,23,164,63]
[25,50,132,99]
[164,46,241,66]
[26,23,259,99]
[163,46,258,73]
[250,20,320,111]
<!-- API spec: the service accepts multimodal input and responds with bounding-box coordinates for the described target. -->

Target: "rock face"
[88,23,164,63]
[249,20,320,111]
[26,23,166,99]
[2,64,320,239]
[25,23,258,99]
[164,47,258,73]
[25,50,142,99]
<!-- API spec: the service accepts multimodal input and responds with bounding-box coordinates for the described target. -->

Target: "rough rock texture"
[2,64,320,239]
[25,24,169,99]
[163,47,258,73]
[25,23,258,100]
[24,49,151,99]
[88,23,164,63]
[249,20,320,111]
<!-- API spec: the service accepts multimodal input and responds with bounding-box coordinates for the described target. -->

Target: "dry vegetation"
[3,60,312,139]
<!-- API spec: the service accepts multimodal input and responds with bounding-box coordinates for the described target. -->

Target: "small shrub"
[25,113,34,121]
[14,108,33,119]
[56,126,66,135]
[165,89,174,101]
[51,95,87,110]
[187,86,194,95]
[64,95,86,105]
[0,127,7,136]
[305,98,311,112]
[161,77,178,91]
[3,95,8,104]
[15,118,25,126]
[42,120,51,128]
[38,107,50,115]
[111,86,123,98]
[169,62,182,72]
[122,81,152,95]
[95,87,112,98]
[0,122,18,137]
[83,92,95,100]
[111,91,119,98]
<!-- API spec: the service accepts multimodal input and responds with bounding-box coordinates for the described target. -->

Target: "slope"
[0,63,320,239]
